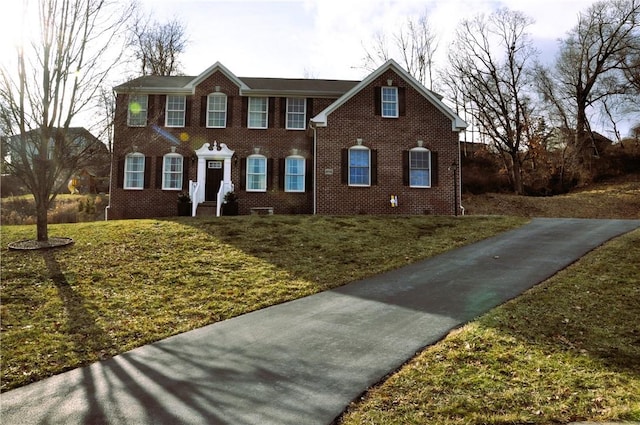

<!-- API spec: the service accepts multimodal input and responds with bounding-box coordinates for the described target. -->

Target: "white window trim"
[381,86,399,118]
[246,154,267,192]
[165,95,186,128]
[286,98,306,130]
[124,153,145,190]
[348,145,371,187]
[162,153,184,190]
[207,93,227,128]
[285,155,305,192]
[127,94,148,127]
[409,147,431,188]
[248,97,268,129]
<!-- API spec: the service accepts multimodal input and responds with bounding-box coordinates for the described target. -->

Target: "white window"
[124,153,145,189]
[247,155,267,191]
[349,146,370,186]
[409,148,431,188]
[166,95,186,127]
[162,153,183,190]
[381,87,398,118]
[248,97,268,128]
[127,95,148,127]
[207,93,227,128]
[285,156,305,192]
[286,98,306,130]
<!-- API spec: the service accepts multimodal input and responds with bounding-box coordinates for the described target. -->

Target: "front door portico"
[193,142,235,213]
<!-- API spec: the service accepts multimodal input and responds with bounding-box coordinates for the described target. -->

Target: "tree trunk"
[512,156,524,195]
[36,198,49,241]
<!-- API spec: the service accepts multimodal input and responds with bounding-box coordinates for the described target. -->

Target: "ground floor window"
[285,156,305,192]
[409,148,431,187]
[247,154,267,191]
[124,153,145,189]
[163,153,183,190]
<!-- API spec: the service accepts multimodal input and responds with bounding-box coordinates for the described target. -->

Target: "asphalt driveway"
[2,218,638,425]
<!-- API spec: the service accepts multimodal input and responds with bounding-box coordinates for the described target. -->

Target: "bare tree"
[445,9,539,194]
[130,17,188,76]
[535,0,640,182]
[0,0,135,242]
[362,10,438,89]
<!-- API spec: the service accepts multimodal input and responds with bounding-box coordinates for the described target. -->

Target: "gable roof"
[311,59,467,132]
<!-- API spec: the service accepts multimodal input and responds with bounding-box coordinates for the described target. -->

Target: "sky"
[137,0,596,81]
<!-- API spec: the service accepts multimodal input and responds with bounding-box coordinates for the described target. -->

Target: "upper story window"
[162,153,183,190]
[285,156,305,192]
[381,87,398,118]
[349,146,370,186]
[127,95,148,127]
[286,98,306,130]
[166,95,186,127]
[247,154,267,191]
[248,97,268,129]
[207,93,227,128]
[124,153,145,189]
[409,148,431,188]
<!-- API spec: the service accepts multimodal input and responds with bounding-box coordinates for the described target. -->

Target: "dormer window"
[381,87,398,118]
[207,93,227,128]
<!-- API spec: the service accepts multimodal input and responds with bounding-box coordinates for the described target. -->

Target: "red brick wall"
[109,69,462,219]
[315,69,461,216]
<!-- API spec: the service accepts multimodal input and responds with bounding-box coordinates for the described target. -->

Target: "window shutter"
[226,96,233,127]
[185,97,192,126]
[374,87,381,116]
[371,149,378,185]
[280,98,287,128]
[306,98,313,121]
[157,95,166,126]
[155,156,163,189]
[144,156,151,189]
[117,158,125,188]
[146,95,155,125]
[239,158,246,190]
[305,158,313,192]
[402,150,409,186]
[431,152,438,186]
[398,87,406,116]
[268,97,275,128]
[200,96,207,127]
[182,159,189,189]
[278,158,285,189]
[341,148,348,185]
[267,158,274,190]
[241,97,248,127]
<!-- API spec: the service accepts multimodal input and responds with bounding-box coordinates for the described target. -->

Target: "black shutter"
[144,156,151,189]
[374,87,381,116]
[398,87,406,116]
[182,158,189,189]
[117,158,125,188]
[267,158,274,190]
[155,156,163,189]
[241,98,248,127]
[402,150,409,186]
[200,96,207,127]
[305,158,313,192]
[371,149,378,185]
[185,97,192,127]
[306,98,313,121]
[341,148,349,185]
[226,96,233,127]
[280,98,287,128]
[146,95,155,126]
[278,158,285,189]
[239,158,246,190]
[157,95,166,126]
[431,152,438,186]
[268,97,275,128]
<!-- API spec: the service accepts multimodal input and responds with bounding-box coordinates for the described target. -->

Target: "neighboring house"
[108,59,467,219]
[4,127,110,194]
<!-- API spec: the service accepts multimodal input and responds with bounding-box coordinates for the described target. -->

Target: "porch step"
[196,202,217,217]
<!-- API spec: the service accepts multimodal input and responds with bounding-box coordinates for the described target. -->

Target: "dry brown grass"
[462,176,640,219]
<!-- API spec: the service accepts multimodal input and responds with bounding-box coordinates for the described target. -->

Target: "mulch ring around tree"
[8,237,74,251]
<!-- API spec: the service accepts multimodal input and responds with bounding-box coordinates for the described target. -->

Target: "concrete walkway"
[2,218,638,425]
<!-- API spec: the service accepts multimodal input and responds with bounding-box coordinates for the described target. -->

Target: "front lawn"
[0,215,524,391]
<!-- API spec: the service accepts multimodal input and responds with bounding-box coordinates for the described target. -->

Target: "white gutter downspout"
[311,121,318,215]
[458,134,464,216]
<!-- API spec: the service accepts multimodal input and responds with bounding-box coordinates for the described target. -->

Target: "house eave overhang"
[114,86,191,95]
[239,89,345,99]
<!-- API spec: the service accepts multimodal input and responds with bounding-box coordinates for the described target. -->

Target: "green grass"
[0,214,525,391]
[338,228,640,424]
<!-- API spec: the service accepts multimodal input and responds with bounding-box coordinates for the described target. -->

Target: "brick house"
[107,59,466,219]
